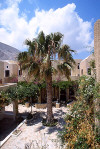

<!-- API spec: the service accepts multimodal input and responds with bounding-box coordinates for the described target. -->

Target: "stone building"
[71,59,82,78]
[0,42,20,84]
[0,60,21,84]
[94,19,100,133]
[80,54,95,76]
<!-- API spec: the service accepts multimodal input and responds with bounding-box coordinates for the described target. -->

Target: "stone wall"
[0,83,17,92]
[0,61,4,83]
[94,19,100,134]
[94,20,100,82]
[71,59,82,77]
[80,54,94,76]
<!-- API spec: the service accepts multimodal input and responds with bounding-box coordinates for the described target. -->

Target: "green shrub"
[58,76,100,149]
[4,86,18,102]
[74,136,90,149]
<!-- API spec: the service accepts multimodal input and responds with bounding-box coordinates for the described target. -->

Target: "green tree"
[4,86,18,120]
[18,31,75,124]
[24,83,39,113]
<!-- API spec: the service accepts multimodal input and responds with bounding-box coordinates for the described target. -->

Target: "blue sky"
[0,0,99,59]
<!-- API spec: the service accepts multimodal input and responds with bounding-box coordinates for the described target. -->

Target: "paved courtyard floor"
[1,104,70,149]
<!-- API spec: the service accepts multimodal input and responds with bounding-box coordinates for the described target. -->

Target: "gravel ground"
[1,104,70,149]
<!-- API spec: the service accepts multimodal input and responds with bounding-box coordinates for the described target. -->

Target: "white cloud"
[6,0,22,6]
[0,2,93,52]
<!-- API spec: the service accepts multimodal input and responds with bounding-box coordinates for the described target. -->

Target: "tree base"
[42,118,58,127]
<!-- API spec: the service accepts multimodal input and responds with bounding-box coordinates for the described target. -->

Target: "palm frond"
[57,63,71,80]
[28,62,40,77]
[17,52,28,63]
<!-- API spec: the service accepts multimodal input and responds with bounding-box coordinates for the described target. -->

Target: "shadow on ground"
[0,117,18,141]
[26,108,67,134]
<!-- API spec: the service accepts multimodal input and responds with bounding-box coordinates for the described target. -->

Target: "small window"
[5,70,10,77]
[87,68,91,75]
[7,66,8,68]
[78,63,80,69]
[81,69,83,75]
[19,70,22,76]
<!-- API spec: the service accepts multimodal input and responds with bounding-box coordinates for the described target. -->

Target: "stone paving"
[1,104,70,149]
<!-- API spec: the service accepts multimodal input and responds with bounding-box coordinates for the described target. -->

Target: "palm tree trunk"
[46,74,54,124]
[30,97,32,113]
[38,89,42,103]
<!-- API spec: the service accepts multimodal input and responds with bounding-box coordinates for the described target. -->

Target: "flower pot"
[56,103,60,108]
[25,102,30,107]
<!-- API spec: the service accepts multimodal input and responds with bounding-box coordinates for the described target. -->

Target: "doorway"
[60,89,66,104]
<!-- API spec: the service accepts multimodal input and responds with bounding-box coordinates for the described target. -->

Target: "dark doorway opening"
[5,70,10,77]
[60,89,66,104]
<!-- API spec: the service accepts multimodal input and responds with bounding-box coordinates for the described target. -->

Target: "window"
[78,63,80,69]
[81,69,83,75]
[19,70,22,76]
[7,66,8,68]
[5,70,10,77]
[87,68,91,75]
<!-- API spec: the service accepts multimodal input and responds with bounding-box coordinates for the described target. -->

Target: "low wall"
[0,107,5,120]
[4,112,14,119]
[0,83,17,92]
[35,102,57,109]
[71,76,80,80]
[35,103,47,109]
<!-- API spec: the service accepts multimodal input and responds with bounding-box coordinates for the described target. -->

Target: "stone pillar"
[55,87,59,99]
[13,100,18,121]
[38,89,42,103]
[66,88,69,101]
[59,87,60,101]
[94,20,100,134]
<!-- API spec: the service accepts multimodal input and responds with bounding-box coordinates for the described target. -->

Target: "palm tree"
[18,31,75,124]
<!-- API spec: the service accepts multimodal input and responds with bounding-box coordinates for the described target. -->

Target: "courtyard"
[1,104,71,149]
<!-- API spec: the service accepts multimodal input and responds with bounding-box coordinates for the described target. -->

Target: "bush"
[0,82,39,107]
[58,76,100,149]
[78,76,95,104]
[4,86,18,102]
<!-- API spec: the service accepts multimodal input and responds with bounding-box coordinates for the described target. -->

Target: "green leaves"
[18,51,28,63]
[28,62,40,77]
[4,86,18,101]
[37,31,45,45]
[74,136,89,149]
[78,76,95,104]
[0,82,39,104]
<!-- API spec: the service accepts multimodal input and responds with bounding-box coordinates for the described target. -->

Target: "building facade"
[0,60,21,84]
[80,54,95,77]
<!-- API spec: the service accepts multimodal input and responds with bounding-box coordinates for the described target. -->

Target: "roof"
[81,54,94,63]
[0,42,20,61]
[74,59,82,63]
[0,60,18,64]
